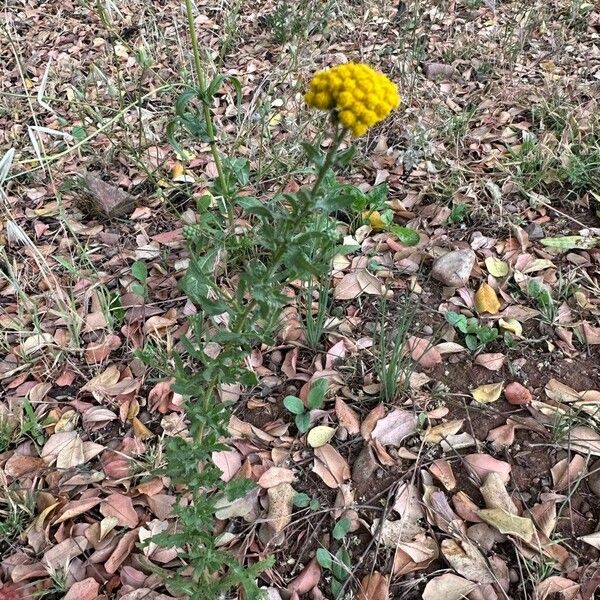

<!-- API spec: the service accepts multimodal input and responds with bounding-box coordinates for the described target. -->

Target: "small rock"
[431,249,476,287]
[526,222,545,240]
[509,569,519,584]
[504,382,532,405]
[422,62,459,80]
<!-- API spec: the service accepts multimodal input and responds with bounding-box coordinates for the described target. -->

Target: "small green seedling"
[131,260,148,298]
[316,518,353,599]
[528,279,556,324]
[446,311,499,352]
[284,378,328,433]
[293,493,320,511]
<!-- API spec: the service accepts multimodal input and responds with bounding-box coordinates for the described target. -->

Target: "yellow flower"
[305,63,400,137]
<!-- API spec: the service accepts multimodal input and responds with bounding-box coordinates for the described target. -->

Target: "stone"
[526,222,545,240]
[431,249,476,287]
[504,382,532,405]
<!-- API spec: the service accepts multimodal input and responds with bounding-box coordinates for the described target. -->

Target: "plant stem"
[184,0,234,228]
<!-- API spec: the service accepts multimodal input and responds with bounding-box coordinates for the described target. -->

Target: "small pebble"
[504,381,532,405]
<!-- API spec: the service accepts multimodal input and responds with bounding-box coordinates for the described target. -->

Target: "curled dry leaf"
[361,403,386,440]
[464,453,511,483]
[422,573,477,600]
[533,576,582,600]
[551,455,587,492]
[356,572,389,600]
[560,426,600,457]
[422,419,464,444]
[480,472,518,514]
[393,534,439,576]
[487,421,516,450]
[429,458,456,491]
[370,409,417,447]
[287,558,321,595]
[441,538,496,584]
[212,449,242,482]
[312,444,350,488]
[335,397,360,434]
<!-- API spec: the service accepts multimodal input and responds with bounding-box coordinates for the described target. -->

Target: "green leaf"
[366,183,388,208]
[131,260,148,283]
[332,546,351,581]
[333,517,352,540]
[295,412,311,433]
[71,125,87,142]
[445,311,468,333]
[540,236,598,250]
[316,548,333,570]
[388,224,420,246]
[293,493,311,508]
[465,334,479,351]
[283,395,304,415]
[307,378,328,410]
[309,498,321,511]
[330,577,344,599]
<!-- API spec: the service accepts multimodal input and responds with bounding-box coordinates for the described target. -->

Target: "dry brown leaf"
[551,455,587,492]
[533,576,582,600]
[471,382,504,404]
[105,528,140,573]
[370,408,417,447]
[312,444,350,488]
[464,453,511,483]
[361,403,385,440]
[474,353,505,371]
[441,538,496,584]
[393,534,439,575]
[54,497,102,524]
[422,419,464,444]
[100,492,139,528]
[287,558,321,595]
[63,578,100,600]
[429,458,456,491]
[407,336,442,369]
[335,397,360,434]
[257,467,296,489]
[356,572,389,600]
[422,573,476,600]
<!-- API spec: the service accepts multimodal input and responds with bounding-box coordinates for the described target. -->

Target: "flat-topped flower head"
[305,63,400,137]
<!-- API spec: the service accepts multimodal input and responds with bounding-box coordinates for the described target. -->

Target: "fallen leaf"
[258,467,296,489]
[441,538,496,584]
[474,353,505,371]
[533,576,582,600]
[63,578,100,600]
[100,493,139,528]
[407,336,442,369]
[471,382,504,404]
[560,426,600,456]
[335,397,360,434]
[430,459,456,491]
[475,282,501,314]
[287,558,321,595]
[356,571,389,600]
[313,444,350,488]
[551,455,587,492]
[307,425,336,448]
[485,256,509,277]
[464,453,511,483]
[422,573,477,600]
[423,420,464,444]
[371,409,417,447]
[478,508,535,542]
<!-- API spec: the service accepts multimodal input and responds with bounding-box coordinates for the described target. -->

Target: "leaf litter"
[1,0,600,598]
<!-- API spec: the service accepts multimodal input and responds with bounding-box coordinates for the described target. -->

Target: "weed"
[528,279,557,325]
[376,295,416,404]
[283,378,328,433]
[265,0,331,44]
[505,133,559,192]
[445,311,499,352]
[301,278,332,350]
[316,517,353,599]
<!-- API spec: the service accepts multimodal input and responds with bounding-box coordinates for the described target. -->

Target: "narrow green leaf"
[307,378,328,410]
[333,517,352,540]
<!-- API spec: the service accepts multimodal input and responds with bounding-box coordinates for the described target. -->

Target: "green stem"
[184,0,234,229]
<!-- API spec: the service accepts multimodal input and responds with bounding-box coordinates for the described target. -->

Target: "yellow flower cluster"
[304,63,400,137]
